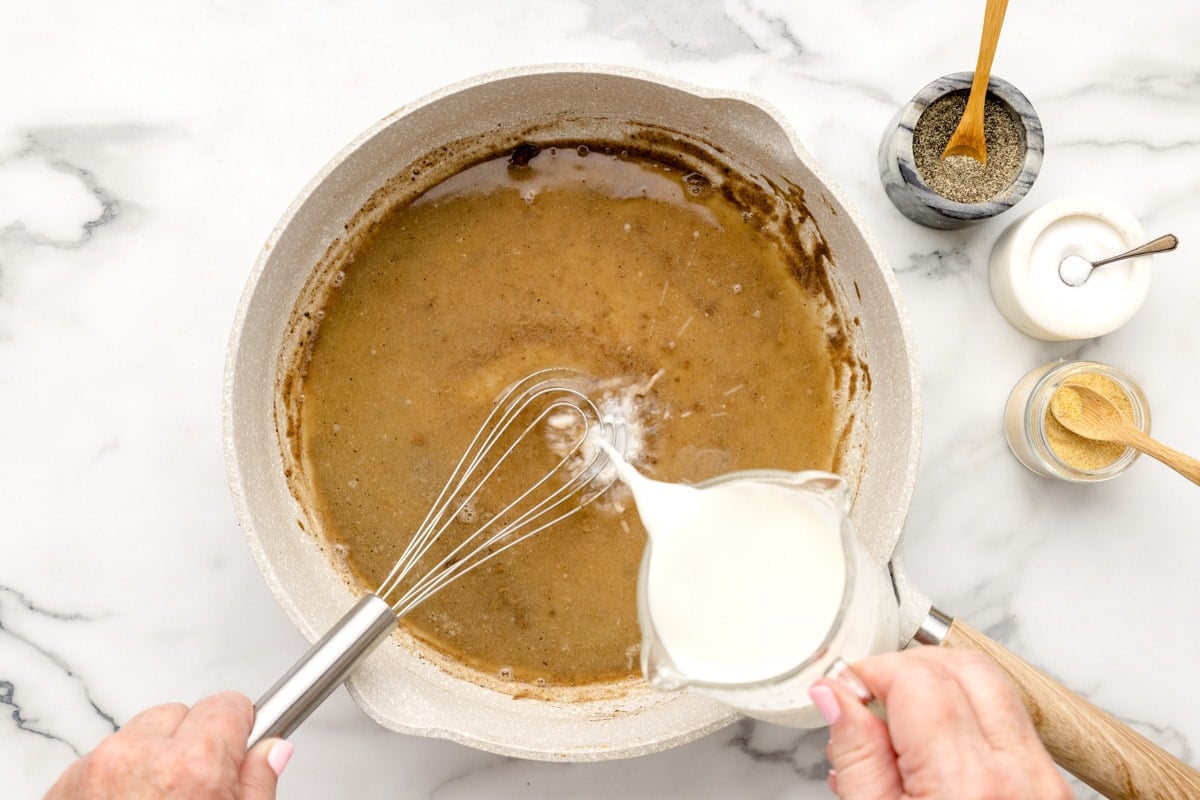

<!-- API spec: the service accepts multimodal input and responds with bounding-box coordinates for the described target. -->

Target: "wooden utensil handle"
[966,0,1010,109]
[1122,427,1200,486]
[942,618,1200,799]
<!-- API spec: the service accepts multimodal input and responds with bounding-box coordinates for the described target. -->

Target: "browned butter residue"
[290,144,858,689]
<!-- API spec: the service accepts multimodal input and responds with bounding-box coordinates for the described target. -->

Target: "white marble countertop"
[5,1,1200,797]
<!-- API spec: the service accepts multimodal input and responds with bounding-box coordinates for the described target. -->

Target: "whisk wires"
[375,368,625,618]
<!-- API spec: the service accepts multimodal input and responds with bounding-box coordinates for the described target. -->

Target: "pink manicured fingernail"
[825,658,873,704]
[268,739,294,777]
[808,684,842,725]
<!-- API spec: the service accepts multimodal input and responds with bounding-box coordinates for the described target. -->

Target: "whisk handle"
[248,594,398,748]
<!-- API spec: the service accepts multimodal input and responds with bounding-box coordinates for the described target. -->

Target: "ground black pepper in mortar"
[913,90,1026,204]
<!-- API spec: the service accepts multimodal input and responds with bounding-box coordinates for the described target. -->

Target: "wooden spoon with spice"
[942,0,1010,164]
[1050,384,1200,486]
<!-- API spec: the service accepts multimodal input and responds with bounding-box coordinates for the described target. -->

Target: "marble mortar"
[879,72,1044,230]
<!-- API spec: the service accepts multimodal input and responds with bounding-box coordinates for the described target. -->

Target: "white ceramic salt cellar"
[879,72,1044,229]
[989,196,1153,341]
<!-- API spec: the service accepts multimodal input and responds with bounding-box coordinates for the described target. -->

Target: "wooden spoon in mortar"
[1050,384,1200,486]
[942,0,1011,164]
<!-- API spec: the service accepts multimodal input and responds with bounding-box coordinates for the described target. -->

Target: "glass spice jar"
[1004,360,1151,482]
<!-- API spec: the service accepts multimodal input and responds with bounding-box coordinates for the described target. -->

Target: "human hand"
[808,648,1072,799]
[44,691,291,800]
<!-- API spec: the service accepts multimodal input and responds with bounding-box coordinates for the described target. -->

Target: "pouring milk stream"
[597,441,901,726]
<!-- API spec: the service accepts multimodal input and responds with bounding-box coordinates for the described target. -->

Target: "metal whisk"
[248,368,626,746]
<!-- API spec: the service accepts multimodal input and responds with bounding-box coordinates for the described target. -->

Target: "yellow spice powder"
[1044,373,1134,470]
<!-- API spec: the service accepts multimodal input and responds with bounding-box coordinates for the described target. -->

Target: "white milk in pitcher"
[627,472,846,684]
[599,444,901,726]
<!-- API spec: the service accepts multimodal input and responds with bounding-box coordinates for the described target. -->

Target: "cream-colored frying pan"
[226,66,1200,793]
[227,64,916,762]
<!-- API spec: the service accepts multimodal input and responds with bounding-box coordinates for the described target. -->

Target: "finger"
[812,678,902,799]
[850,647,969,702]
[853,648,989,741]
[240,738,292,800]
[176,691,254,744]
[175,691,255,778]
[121,702,190,736]
[41,759,83,799]
[950,653,1071,791]
[851,650,993,780]
[950,650,1044,750]
[868,648,1037,748]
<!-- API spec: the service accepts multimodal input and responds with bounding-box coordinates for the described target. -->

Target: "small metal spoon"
[1058,233,1178,287]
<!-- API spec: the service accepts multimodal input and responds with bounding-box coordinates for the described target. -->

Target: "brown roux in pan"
[291,145,856,688]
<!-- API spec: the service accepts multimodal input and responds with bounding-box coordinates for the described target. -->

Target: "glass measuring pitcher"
[635,470,901,727]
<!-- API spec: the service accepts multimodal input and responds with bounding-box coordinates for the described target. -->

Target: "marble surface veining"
[4,1,1200,798]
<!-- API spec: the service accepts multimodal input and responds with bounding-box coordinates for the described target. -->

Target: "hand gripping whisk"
[248,368,626,746]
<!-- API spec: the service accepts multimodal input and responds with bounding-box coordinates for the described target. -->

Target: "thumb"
[810,679,902,799]
[239,738,291,800]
